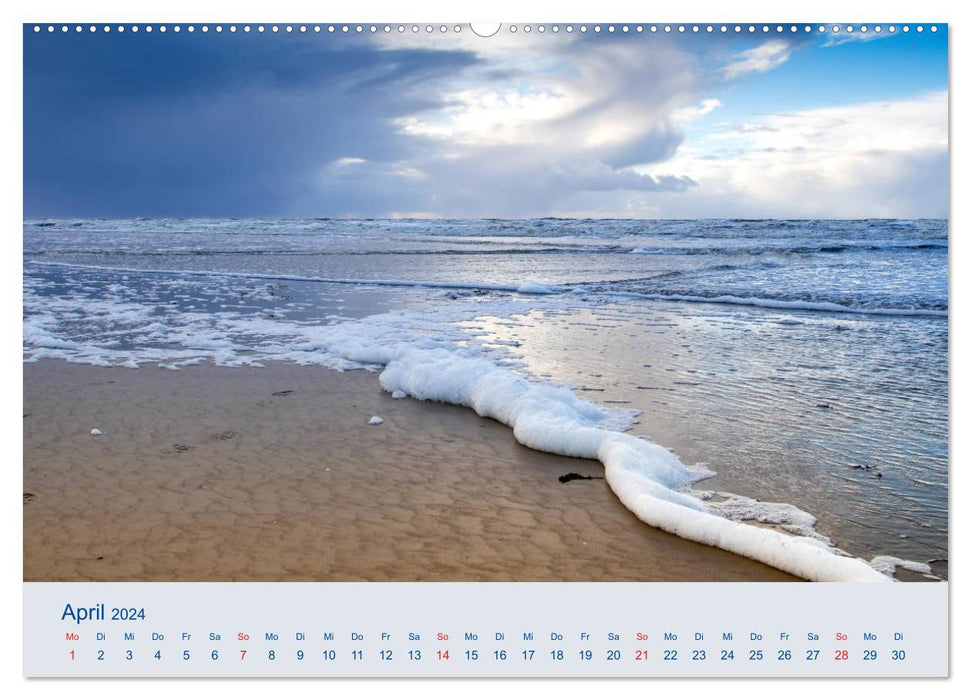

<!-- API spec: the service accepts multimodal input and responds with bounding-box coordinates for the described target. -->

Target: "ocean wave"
[25,242,947,258]
[590,290,947,317]
[24,217,948,246]
[26,260,560,295]
[628,241,947,256]
[24,246,617,257]
[28,260,946,317]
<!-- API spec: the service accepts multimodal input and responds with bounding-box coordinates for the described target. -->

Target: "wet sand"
[23,359,800,582]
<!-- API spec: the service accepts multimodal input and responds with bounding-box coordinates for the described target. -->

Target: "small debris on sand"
[558,472,604,484]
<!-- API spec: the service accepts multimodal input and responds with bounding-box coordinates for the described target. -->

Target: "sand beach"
[23,359,800,583]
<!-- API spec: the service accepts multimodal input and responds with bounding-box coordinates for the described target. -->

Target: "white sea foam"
[701,492,825,540]
[515,282,556,295]
[376,346,888,582]
[870,556,935,578]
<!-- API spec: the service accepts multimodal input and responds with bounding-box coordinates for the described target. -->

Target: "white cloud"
[674,98,722,123]
[386,164,428,180]
[721,41,793,80]
[628,91,948,218]
[333,157,367,166]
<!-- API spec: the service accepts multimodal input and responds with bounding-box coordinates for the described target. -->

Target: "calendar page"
[19,1,951,684]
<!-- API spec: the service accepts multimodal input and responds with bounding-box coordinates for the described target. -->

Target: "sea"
[22,218,949,580]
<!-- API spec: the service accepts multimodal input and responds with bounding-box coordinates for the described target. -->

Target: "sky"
[23,23,948,219]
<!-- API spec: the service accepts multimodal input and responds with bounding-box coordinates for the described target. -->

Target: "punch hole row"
[513,24,936,34]
[31,24,464,34]
[31,24,940,35]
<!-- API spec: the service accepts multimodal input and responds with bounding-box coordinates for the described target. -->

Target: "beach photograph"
[23,22,948,584]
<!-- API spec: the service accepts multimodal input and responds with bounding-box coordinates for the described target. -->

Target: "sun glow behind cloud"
[326,31,716,216]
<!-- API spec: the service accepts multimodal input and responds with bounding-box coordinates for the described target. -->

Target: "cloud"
[300,33,709,216]
[616,91,948,218]
[720,40,792,80]
[674,98,722,122]
[385,164,428,180]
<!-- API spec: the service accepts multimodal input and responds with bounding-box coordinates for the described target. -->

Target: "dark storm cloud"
[23,28,479,217]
